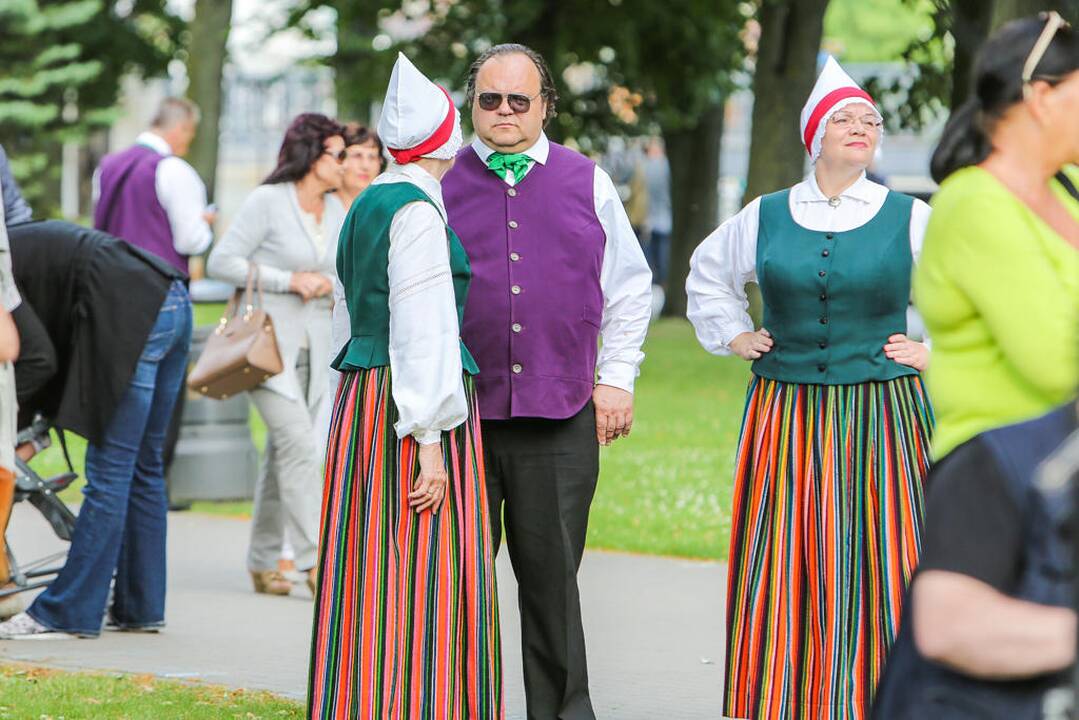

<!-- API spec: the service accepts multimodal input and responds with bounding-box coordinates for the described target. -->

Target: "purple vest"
[94,144,186,274]
[444,143,605,420]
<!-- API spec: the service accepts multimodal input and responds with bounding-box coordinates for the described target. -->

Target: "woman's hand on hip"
[884,334,929,371]
[729,329,773,361]
[410,441,448,514]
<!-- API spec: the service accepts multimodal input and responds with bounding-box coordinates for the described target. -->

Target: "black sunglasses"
[477,91,542,114]
[322,148,347,163]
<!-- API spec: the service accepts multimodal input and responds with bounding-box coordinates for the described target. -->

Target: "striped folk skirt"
[723,375,933,720]
[308,367,503,719]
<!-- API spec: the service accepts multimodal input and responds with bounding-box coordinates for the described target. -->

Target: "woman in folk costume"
[686,57,934,720]
[307,54,502,719]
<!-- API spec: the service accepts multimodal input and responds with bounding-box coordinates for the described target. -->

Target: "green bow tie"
[486,152,532,184]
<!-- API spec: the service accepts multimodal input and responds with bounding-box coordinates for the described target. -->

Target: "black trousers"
[482,401,599,720]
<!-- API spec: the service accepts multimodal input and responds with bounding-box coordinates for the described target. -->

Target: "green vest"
[752,188,916,385]
[332,181,479,374]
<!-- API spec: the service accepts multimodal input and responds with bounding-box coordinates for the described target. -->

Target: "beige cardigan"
[207,182,344,404]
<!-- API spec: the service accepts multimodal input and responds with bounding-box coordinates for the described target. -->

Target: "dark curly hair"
[263,113,346,185]
[342,122,386,170]
[465,43,559,126]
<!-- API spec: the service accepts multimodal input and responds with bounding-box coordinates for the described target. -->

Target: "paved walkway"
[1,504,725,718]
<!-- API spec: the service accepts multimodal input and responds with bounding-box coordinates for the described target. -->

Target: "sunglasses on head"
[1022,11,1072,98]
[322,148,347,163]
[477,91,542,114]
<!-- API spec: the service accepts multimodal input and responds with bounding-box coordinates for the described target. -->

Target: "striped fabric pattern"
[723,375,934,720]
[308,367,503,719]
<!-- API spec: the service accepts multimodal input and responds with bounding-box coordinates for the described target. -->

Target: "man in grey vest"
[443,44,652,719]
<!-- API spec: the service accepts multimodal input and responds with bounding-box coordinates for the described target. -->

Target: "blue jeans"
[29,281,191,636]
[644,230,670,288]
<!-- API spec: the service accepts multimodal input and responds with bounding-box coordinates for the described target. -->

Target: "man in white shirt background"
[93,96,214,274]
[93,97,214,472]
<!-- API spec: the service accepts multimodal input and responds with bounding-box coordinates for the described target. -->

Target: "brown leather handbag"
[188,265,284,400]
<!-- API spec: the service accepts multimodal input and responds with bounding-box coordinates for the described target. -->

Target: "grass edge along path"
[34,317,750,562]
[0,661,303,719]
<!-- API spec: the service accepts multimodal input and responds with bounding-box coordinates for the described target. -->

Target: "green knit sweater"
[914,165,1079,459]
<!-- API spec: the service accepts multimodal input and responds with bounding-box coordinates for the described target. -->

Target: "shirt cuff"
[411,429,442,446]
[720,322,755,350]
[596,359,637,394]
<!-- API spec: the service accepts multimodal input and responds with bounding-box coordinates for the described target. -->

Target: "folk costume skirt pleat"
[723,375,933,720]
[308,367,503,720]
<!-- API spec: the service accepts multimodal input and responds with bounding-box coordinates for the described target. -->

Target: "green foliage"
[823,0,937,62]
[286,0,747,148]
[0,0,184,216]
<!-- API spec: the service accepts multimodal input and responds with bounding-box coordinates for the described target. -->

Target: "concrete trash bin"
[166,323,259,505]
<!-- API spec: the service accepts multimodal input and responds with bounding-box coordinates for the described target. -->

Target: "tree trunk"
[663,102,724,318]
[741,0,830,207]
[332,1,378,125]
[185,0,232,200]
[948,0,994,109]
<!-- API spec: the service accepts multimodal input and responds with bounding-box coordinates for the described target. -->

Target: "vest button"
[818,270,826,277]
[512,363,523,374]
[510,252,520,262]
[818,364,826,372]
[512,322,522,333]
[508,220,519,229]
[819,293,827,301]
[826,233,834,240]
[819,341,827,349]
[819,317,828,325]
[511,285,522,295]
[821,249,830,257]
[508,188,518,197]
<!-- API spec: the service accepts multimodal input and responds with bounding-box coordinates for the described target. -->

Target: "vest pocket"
[580,303,601,329]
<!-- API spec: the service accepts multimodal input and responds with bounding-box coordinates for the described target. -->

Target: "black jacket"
[9,220,182,444]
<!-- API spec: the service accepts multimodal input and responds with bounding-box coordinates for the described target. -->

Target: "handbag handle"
[240,263,266,319]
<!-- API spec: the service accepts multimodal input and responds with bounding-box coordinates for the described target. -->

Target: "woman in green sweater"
[916,13,1079,460]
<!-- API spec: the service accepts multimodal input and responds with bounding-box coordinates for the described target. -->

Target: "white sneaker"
[0,612,77,640]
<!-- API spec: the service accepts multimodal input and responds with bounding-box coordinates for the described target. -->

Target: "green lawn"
[30,316,749,561]
[0,663,302,719]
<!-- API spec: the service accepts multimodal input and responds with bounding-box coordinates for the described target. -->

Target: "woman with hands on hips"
[207,113,346,598]
[686,57,933,720]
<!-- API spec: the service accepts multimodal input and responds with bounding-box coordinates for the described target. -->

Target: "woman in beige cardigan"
[207,113,345,597]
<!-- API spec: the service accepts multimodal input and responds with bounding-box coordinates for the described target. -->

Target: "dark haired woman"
[916,13,1079,460]
[207,113,346,597]
[687,56,934,719]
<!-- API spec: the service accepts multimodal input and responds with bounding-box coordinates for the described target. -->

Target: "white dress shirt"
[470,134,653,393]
[366,163,469,445]
[130,132,213,256]
[686,172,931,355]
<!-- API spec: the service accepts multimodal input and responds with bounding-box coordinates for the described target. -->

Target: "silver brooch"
[828,196,841,208]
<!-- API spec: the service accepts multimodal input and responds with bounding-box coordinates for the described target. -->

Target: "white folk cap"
[799,56,880,160]
[378,53,462,164]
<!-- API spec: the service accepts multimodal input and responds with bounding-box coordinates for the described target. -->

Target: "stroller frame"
[1,416,78,599]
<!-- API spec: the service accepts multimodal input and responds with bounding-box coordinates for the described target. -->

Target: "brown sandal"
[250,570,292,596]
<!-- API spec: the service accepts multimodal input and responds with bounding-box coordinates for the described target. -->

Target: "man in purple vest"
[443,44,652,719]
[94,97,214,275]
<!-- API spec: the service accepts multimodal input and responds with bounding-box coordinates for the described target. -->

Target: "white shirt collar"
[791,170,883,205]
[372,161,448,221]
[136,131,173,157]
[470,132,550,165]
